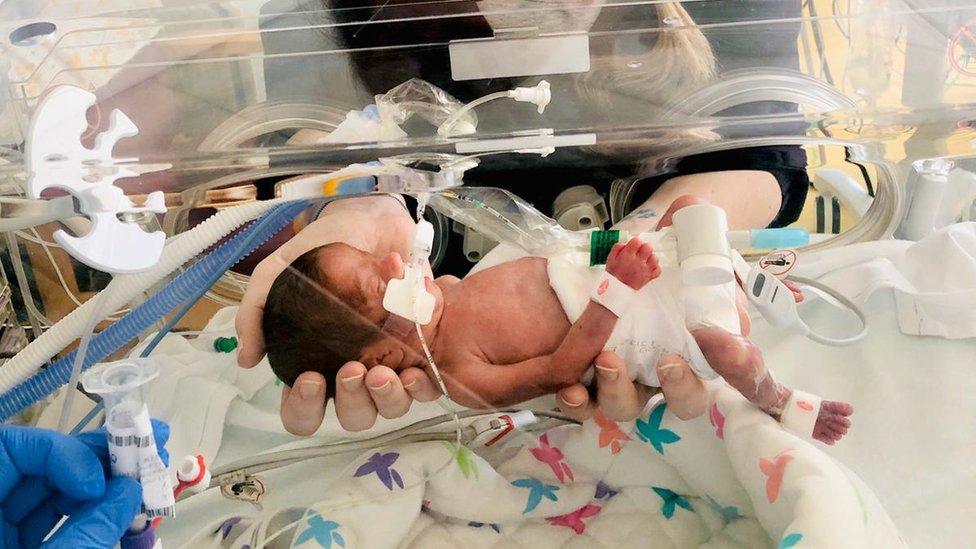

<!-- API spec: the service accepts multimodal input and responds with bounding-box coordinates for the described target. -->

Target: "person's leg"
[691,326,853,444]
[614,171,783,234]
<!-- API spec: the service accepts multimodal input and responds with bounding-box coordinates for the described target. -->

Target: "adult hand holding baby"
[558,238,704,423]
[236,195,443,435]
[236,195,698,435]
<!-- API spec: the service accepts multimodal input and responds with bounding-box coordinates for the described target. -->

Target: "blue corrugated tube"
[0,201,308,421]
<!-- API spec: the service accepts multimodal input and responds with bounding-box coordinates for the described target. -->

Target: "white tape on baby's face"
[590,272,637,317]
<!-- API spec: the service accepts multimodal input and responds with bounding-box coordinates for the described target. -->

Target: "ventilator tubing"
[0,201,307,420]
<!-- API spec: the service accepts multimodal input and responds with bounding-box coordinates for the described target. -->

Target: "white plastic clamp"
[26,85,166,274]
[470,411,538,447]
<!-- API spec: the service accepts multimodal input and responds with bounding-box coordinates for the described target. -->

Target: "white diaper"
[547,249,741,387]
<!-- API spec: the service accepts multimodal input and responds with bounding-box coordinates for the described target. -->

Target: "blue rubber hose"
[0,201,308,421]
[69,200,308,434]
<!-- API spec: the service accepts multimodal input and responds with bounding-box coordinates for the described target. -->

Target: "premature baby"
[264,223,853,444]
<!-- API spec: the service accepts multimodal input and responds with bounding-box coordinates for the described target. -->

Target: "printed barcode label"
[109,434,153,448]
[144,506,175,518]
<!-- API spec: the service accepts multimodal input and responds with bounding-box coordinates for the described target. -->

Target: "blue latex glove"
[0,420,169,548]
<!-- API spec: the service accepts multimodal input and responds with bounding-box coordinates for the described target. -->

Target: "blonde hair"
[577,2,718,158]
[579,2,715,108]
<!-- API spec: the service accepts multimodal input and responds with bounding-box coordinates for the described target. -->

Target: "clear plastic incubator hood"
[0,1,974,548]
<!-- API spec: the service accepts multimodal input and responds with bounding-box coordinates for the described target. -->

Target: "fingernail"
[340,372,364,389]
[659,363,684,382]
[595,365,619,381]
[298,380,324,399]
[403,380,418,390]
[368,379,393,394]
[560,395,585,408]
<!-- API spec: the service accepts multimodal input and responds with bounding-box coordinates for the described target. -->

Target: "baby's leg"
[691,326,853,444]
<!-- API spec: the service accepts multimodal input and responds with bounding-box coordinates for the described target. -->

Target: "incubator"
[0,0,974,547]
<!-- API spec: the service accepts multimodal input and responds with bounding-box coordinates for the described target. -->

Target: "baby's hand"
[606,238,661,290]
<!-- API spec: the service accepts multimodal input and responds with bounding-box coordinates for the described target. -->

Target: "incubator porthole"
[9,22,57,47]
[578,216,592,227]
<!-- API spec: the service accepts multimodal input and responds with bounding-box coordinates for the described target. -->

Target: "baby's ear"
[379,252,405,281]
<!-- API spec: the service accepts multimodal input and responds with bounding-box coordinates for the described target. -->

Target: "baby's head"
[263,243,433,396]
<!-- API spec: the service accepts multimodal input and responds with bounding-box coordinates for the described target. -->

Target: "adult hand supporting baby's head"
[236,194,438,436]
[279,363,442,435]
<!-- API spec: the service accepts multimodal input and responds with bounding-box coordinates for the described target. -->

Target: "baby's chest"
[441,297,569,365]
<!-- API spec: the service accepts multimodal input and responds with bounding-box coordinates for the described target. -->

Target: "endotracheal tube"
[383,192,463,445]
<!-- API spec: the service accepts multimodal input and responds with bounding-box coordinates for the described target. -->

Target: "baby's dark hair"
[263,245,384,399]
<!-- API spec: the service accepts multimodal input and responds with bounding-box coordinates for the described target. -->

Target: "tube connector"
[382,219,436,324]
[509,81,551,114]
[176,454,211,497]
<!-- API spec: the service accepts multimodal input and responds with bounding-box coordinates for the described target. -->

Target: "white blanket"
[182,388,902,548]
[155,224,976,548]
[796,223,976,339]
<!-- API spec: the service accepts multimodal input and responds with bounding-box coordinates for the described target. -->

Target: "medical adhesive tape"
[590,272,637,317]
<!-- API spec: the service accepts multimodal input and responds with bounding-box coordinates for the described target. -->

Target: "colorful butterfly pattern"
[709,403,725,439]
[354,452,404,491]
[759,450,795,503]
[511,477,560,514]
[467,521,501,534]
[442,442,479,480]
[529,434,574,483]
[594,410,631,454]
[778,532,803,548]
[294,514,345,548]
[546,504,602,535]
[594,481,620,501]
[652,487,693,519]
[636,404,681,454]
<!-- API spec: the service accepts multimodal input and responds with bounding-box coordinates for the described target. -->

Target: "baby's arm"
[445,239,662,408]
[444,300,620,408]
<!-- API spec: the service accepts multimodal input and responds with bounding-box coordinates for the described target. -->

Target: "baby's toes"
[822,400,854,419]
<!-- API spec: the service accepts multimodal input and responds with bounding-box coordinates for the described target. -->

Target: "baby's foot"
[656,353,708,420]
[779,390,854,445]
[812,401,854,445]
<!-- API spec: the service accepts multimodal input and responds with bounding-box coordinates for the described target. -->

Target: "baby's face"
[318,244,443,370]
[317,244,404,325]
[319,242,443,324]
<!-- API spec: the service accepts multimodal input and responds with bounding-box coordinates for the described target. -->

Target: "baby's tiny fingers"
[637,242,653,260]
[607,243,624,263]
[623,237,642,255]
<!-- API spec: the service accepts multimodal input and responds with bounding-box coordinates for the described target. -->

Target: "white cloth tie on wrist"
[590,271,637,317]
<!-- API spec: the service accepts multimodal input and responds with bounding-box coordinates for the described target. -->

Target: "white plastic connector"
[509,80,551,114]
[382,220,436,324]
[470,411,538,447]
[26,85,166,274]
[177,454,211,496]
